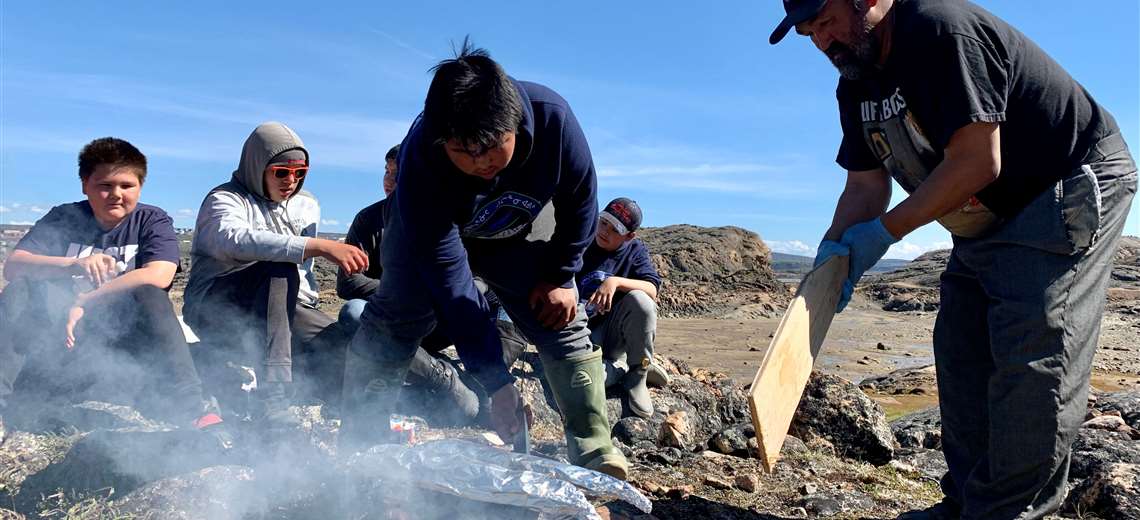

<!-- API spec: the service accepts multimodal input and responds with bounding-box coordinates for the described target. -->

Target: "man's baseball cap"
[769,0,828,45]
[600,197,642,236]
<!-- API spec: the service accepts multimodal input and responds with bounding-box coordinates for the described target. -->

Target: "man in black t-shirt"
[771,1,1137,518]
[0,137,230,449]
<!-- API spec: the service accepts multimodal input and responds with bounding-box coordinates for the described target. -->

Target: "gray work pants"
[934,134,1137,520]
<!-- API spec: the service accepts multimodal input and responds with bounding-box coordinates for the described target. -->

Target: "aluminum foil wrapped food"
[346,439,651,520]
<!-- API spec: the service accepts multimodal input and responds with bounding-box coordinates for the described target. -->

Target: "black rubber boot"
[408,349,479,424]
[339,347,410,455]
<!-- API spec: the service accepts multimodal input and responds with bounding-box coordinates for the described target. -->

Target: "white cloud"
[1,71,410,171]
[11,203,22,209]
[29,205,48,214]
[764,238,952,261]
[175,208,196,217]
[886,241,952,261]
[5,220,35,226]
[0,205,9,213]
[766,240,817,256]
[321,219,341,226]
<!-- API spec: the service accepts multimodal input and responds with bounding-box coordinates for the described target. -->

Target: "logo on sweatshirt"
[462,191,543,239]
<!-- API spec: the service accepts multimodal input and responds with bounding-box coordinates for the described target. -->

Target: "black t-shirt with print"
[15,201,181,279]
[836,0,1119,235]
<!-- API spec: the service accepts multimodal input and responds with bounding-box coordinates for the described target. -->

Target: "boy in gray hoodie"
[184,122,368,428]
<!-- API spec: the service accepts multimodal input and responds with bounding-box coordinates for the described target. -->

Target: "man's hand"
[490,383,525,442]
[813,240,854,311]
[835,217,898,312]
[315,239,369,275]
[529,282,577,329]
[586,277,620,315]
[65,304,85,349]
[70,254,118,287]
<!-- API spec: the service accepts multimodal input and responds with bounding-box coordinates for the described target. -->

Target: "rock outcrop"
[638,225,788,318]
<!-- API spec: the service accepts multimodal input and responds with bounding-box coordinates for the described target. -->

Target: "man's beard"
[826,15,879,80]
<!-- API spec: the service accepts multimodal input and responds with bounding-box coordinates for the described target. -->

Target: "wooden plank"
[748,255,849,473]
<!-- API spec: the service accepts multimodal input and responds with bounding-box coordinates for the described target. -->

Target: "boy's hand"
[71,254,118,287]
[317,239,369,274]
[529,282,577,329]
[65,305,85,349]
[586,277,620,315]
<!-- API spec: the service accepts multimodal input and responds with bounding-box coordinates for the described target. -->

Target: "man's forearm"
[881,123,1001,239]
[824,169,892,241]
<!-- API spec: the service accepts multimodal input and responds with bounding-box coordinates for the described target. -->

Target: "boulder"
[890,406,942,449]
[1095,390,1140,429]
[659,411,694,450]
[859,365,936,396]
[614,417,656,446]
[789,372,896,465]
[1064,462,1140,520]
[709,426,750,457]
[1070,428,1140,481]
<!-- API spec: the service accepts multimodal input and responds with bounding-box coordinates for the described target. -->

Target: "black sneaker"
[255,383,303,430]
[191,397,234,451]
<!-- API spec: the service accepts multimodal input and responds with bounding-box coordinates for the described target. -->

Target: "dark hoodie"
[388,79,598,388]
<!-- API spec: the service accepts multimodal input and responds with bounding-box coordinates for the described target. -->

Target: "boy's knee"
[338,299,368,329]
[129,284,170,302]
[625,290,657,317]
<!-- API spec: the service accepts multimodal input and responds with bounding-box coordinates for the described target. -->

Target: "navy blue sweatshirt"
[389,79,598,391]
[577,239,661,302]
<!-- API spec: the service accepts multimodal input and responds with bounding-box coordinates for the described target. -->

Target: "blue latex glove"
[813,240,849,268]
[836,217,899,312]
[814,239,854,312]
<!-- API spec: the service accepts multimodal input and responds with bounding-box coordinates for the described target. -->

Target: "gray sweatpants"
[934,134,1137,520]
[589,290,657,373]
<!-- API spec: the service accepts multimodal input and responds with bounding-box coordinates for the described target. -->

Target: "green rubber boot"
[541,350,629,480]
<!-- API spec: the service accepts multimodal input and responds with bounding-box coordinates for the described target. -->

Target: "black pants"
[0,277,205,423]
[188,262,350,403]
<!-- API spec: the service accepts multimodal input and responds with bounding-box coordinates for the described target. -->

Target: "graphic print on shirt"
[64,243,140,275]
[461,191,543,239]
[859,87,999,237]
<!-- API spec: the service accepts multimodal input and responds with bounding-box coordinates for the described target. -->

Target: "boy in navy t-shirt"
[578,198,663,418]
[0,137,229,448]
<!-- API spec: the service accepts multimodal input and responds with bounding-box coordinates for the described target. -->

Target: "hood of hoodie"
[234,122,309,201]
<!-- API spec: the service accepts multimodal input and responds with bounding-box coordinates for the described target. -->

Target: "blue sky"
[1,1,1137,260]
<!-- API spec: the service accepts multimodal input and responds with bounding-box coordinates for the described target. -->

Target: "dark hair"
[78,137,148,183]
[423,37,523,153]
[385,144,401,162]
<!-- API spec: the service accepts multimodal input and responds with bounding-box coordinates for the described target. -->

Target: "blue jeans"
[933,135,1137,520]
[337,299,368,332]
